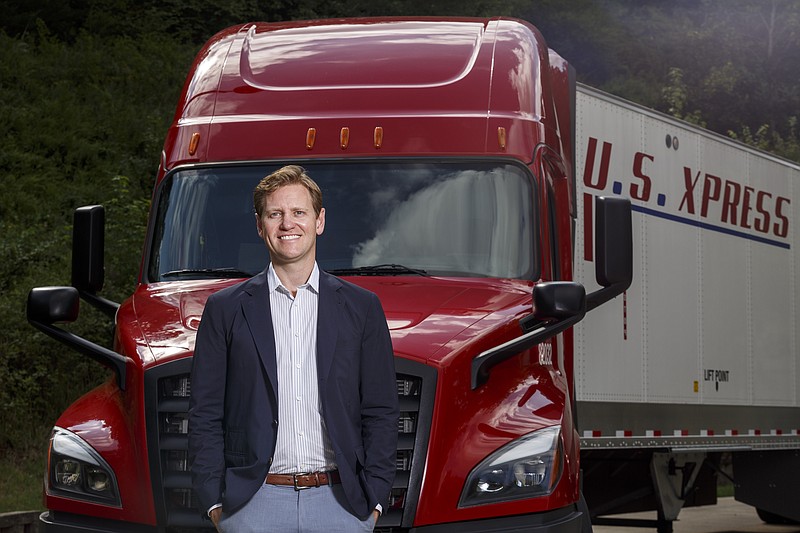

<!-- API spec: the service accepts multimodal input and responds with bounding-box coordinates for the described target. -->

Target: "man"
[188,165,399,532]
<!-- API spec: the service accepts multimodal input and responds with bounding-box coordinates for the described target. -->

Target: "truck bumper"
[41,506,585,533]
[410,505,587,532]
[39,511,162,533]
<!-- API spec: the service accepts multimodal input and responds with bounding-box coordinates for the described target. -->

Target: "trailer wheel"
[757,508,799,525]
[578,492,592,533]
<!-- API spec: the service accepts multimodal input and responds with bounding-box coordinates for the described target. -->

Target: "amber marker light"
[306,128,317,150]
[188,132,201,156]
[497,126,507,150]
[374,126,384,149]
[340,127,350,149]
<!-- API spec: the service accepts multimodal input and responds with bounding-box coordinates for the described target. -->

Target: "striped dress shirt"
[267,263,337,474]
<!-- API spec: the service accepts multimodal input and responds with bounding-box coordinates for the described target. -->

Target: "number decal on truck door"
[538,342,553,366]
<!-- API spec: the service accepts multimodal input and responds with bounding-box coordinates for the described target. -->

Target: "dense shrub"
[0,24,194,452]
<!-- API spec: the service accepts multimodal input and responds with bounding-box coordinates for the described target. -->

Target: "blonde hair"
[253,165,323,217]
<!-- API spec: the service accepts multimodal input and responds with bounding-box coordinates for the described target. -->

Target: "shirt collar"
[267,262,320,295]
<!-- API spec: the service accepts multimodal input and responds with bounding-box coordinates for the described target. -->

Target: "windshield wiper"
[161,267,255,279]
[326,264,428,276]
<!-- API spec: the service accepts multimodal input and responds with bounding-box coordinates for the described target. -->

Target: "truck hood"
[129,276,533,367]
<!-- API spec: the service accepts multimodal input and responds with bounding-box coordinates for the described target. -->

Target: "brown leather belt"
[266,471,341,490]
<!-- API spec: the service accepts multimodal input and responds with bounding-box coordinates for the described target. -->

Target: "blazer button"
[273,419,278,428]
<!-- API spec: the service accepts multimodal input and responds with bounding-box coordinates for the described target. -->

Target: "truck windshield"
[148,160,536,281]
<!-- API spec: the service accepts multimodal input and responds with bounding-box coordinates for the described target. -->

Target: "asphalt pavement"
[593,497,800,533]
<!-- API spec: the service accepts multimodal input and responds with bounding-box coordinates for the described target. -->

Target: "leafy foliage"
[526,0,800,158]
[0,19,194,459]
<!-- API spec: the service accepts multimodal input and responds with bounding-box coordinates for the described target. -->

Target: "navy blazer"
[188,268,399,519]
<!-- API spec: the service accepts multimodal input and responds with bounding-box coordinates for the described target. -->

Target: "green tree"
[0,21,194,457]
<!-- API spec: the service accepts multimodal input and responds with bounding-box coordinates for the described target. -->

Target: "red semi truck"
[27,16,799,533]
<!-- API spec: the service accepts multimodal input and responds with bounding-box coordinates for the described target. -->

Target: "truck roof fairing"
[162,18,568,170]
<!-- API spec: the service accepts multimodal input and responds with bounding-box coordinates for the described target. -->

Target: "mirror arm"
[585,280,630,312]
[471,312,584,390]
[27,319,129,391]
[79,290,120,319]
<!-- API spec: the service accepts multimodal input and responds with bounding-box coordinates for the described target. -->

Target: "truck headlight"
[459,425,562,507]
[47,427,121,506]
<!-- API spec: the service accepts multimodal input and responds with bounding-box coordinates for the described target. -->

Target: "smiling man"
[188,165,399,532]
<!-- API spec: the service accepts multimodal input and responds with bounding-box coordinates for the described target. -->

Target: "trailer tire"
[757,508,799,525]
[578,492,593,533]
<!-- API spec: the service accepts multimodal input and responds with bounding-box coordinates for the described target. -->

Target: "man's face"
[256,183,325,269]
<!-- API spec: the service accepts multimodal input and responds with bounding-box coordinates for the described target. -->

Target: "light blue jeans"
[218,483,376,532]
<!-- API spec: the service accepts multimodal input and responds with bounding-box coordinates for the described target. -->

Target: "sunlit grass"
[717,481,735,498]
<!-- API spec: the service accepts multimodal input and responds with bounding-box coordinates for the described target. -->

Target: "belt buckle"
[293,472,314,491]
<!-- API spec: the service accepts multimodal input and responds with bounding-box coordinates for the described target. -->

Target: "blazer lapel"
[241,270,278,394]
[317,271,342,388]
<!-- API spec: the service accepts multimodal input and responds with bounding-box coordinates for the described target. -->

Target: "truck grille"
[145,357,435,531]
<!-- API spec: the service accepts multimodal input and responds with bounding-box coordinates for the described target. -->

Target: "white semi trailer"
[575,83,799,531]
